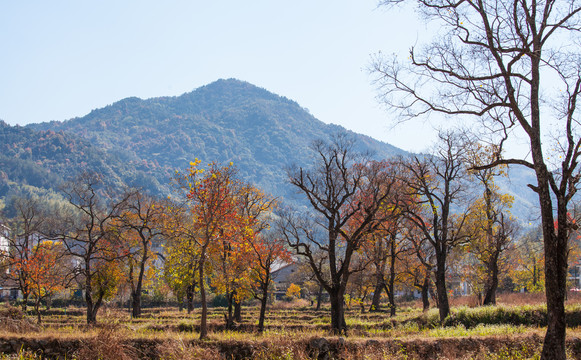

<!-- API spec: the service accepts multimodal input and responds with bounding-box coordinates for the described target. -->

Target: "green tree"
[162,208,200,313]
[509,226,545,293]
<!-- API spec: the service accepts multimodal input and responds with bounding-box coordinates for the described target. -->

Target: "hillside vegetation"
[1,79,535,218]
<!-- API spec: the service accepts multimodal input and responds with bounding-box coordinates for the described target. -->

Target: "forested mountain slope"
[0,120,161,199]
[1,78,536,220]
[28,79,404,201]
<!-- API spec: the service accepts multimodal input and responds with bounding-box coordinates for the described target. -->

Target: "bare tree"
[366,204,410,316]
[279,134,399,335]
[399,132,470,322]
[373,0,581,356]
[56,172,132,324]
[117,190,165,318]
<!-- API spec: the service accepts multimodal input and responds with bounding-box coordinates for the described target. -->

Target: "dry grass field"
[2,293,581,359]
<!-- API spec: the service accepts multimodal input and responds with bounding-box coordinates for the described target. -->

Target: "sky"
[1,1,454,154]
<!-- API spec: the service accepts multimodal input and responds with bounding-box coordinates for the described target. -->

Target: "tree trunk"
[257,285,268,334]
[430,283,439,308]
[482,185,498,306]
[387,241,397,317]
[370,273,384,312]
[86,293,103,325]
[131,253,147,318]
[198,253,208,339]
[21,293,29,313]
[178,294,184,312]
[86,280,97,324]
[34,299,42,324]
[386,279,396,317]
[226,291,234,329]
[541,238,568,360]
[482,255,499,306]
[329,289,346,335]
[234,299,242,322]
[540,196,568,360]
[435,251,450,322]
[186,285,194,314]
[316,283,323,311]
[131,290,142,318]
[257,269,271,334]
[421,275,430,312]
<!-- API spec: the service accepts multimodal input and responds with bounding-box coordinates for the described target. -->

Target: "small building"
[271,262,300,299]
[569,260,581,290]
[0,223,9,254]
[0,278,20,300]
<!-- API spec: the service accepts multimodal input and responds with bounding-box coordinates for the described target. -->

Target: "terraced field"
[2,295,581,359]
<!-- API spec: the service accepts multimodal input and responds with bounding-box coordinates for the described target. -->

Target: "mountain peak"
[23,78,404,201]
[9,79,536,219]
[178,78,292,108]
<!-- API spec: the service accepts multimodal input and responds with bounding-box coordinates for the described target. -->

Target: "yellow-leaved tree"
[463,143,517,305]
[286,283,301,299]
[173,159,241,339]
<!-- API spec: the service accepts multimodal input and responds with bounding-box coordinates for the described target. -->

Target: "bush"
[157,338,221,360]
[442,305,549,328]
[285,284,301,299]
[211,294,229,308]
[176,321,196,332]
[0,306,39,333]
[73,324,139,360]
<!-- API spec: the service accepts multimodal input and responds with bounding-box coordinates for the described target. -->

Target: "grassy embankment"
[2,293,581,359]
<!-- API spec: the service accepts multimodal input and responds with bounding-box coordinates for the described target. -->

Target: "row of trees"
[164,159,291,336]
[280,132,533,335]
[370,1,581,358]
[0,176,159,324]
[0,166,290,335]
[0,132,571,340]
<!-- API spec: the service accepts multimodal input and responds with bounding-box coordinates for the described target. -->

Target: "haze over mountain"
[1,79,537,220]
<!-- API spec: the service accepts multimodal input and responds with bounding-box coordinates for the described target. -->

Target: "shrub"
[0,306,39,333]
[73,324,139,360]
[157,338,221,360]
[285,284,301,299]
[211,294,229,308]
[176,321,196,332]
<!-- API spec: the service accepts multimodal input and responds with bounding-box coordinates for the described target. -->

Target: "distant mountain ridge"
[0,78,537,220]
[0,120,150,195]
[25,79,405,202]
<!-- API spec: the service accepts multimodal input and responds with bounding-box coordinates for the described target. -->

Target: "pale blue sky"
[0,1,438,153]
